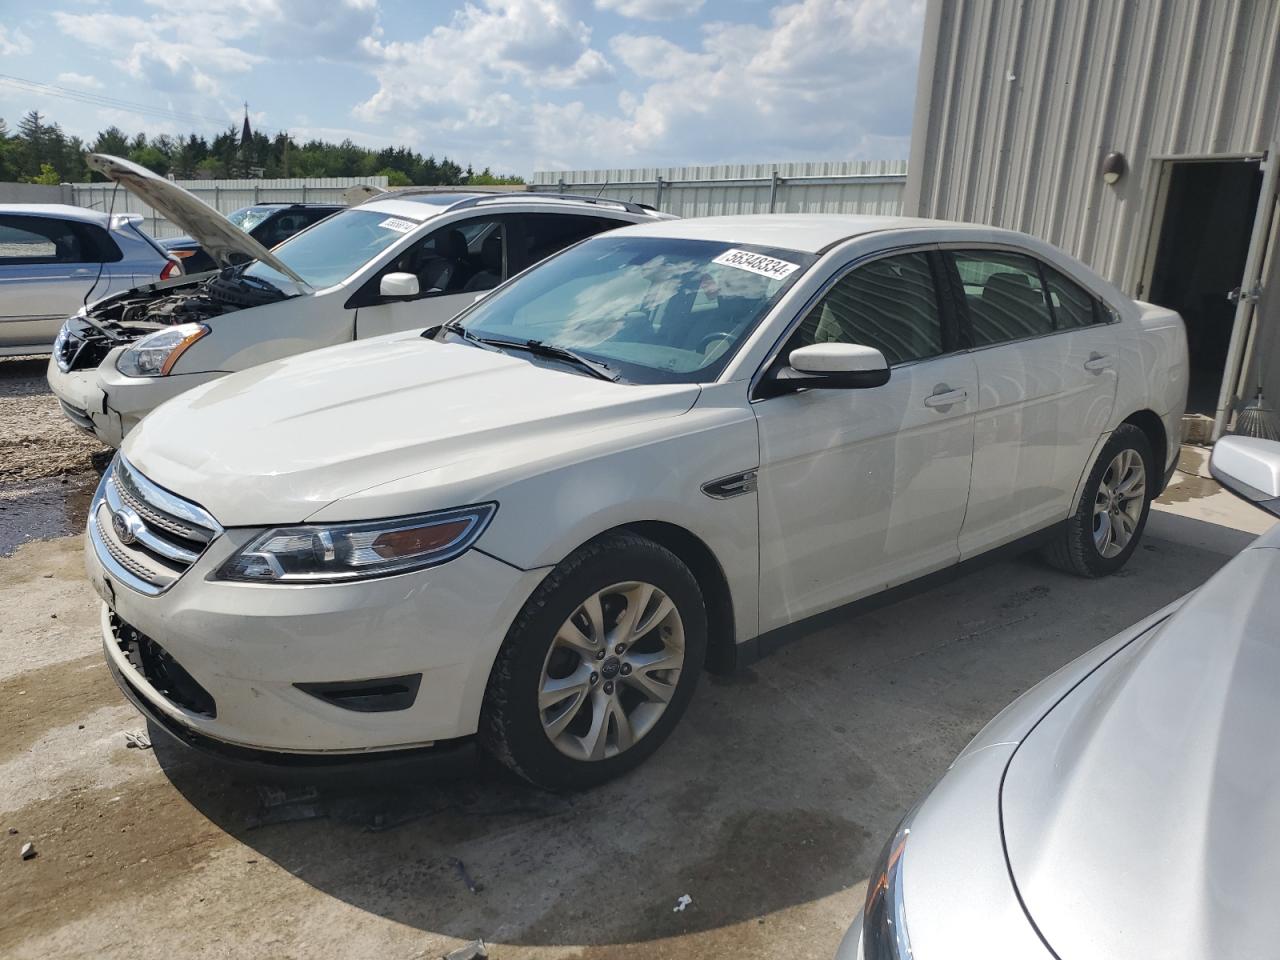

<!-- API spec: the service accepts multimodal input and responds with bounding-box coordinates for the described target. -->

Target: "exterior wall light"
[1101,151,1127,184]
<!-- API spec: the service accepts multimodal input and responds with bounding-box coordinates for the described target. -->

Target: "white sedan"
[85,214,1188,790]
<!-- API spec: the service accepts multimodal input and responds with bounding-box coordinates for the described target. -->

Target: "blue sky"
[0,0,924,176]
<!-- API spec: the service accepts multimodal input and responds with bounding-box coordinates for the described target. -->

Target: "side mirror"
[763,342,890,397]
[379,271,420,299]
[1210,435,1280,516]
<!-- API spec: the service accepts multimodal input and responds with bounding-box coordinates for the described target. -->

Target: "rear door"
[752,249,979,629]
[946,248,1119,556]
[0,214,99,349]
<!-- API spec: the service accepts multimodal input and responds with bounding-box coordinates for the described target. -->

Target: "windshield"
[244,208,423,289]
[454,235,814,384]
[226,206,274,233]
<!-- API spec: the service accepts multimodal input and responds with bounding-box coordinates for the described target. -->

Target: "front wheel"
[1043,423,1155,577]
[480,532,707,791]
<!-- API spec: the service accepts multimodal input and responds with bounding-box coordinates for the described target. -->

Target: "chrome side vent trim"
[701,470,758,499]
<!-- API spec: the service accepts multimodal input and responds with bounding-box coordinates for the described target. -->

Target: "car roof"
[610,213,1005,253]
[358,190,670,222]
[244,202,344,209]
[0,203,112,226]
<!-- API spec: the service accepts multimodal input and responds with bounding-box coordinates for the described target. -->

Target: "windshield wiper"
[429,325,619,381]
[488,338,621,382]
[435,319,492,349]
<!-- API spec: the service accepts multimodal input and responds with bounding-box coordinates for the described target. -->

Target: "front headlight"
[214,504,498,583]
[52,322,72,372]
[116,323,209,378]
[862,814,914,959]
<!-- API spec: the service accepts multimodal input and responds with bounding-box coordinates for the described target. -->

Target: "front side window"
[454,235,815,384]
[951,250,1053,345]
[243,208,427,289]
[0,215,85,264]
[785,252,943,366]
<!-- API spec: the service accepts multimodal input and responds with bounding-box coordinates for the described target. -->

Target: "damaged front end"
[54,271,289,374]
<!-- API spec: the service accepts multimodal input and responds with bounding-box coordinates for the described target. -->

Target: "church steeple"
[240,103,252,149]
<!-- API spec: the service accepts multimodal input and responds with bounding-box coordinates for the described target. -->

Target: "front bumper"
[87,507,549,757]
[46,348,223,448]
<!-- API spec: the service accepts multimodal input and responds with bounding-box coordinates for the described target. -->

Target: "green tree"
[376,166,412,186]
[23,162,61,184]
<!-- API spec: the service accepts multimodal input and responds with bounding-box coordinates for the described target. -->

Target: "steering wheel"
[697,331,734,353]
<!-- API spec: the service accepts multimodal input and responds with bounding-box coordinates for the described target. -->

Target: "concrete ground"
[1,354,1273,959]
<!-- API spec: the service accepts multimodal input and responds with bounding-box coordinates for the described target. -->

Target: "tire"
[480,531,707,791]
[1043,423,1155,578]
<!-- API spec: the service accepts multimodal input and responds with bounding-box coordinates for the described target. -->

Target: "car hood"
[1000,529,1280,960]
[122,334,701,526]
[86,154,307,285]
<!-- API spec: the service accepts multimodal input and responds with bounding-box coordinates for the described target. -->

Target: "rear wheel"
[1043,423,1154,577]
[480,532,706,791]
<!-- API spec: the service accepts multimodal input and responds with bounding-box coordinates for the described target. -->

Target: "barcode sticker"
[711,248,800,280]
[378,217,419,234]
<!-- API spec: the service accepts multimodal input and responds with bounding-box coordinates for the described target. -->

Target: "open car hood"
[85,154,308,286]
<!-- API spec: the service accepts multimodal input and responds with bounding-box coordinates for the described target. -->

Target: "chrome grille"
[89,457,221,596]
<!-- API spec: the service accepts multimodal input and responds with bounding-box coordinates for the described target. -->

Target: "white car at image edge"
[86,213,1188,790]
[47,153,671,446]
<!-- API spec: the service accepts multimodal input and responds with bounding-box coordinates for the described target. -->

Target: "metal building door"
[1216,147,1280,438]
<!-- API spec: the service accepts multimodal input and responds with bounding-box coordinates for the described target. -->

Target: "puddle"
[0,471,99,557]
[1158,471,1219,505]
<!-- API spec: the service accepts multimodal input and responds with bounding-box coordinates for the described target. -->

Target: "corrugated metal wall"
[906,0,1280,292]
[532,161,908,218]
[68,176,389,239]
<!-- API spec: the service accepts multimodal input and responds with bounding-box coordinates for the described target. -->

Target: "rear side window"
[1043,264,1102,329]
[0,215,97,264]
[786,252,943,366]
[951,250,1053,345]
[508,214,620,274]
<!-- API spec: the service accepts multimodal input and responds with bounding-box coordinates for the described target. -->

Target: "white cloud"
[595,0,704,20]
[55,72,104,89]
[563,0,923,167]
[0,26,33,56]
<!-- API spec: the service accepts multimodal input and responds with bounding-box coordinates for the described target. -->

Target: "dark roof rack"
[360,188,659,217]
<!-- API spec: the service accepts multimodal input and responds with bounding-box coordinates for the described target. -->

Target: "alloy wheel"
[1093,448,1146,558]
[538,581,685,761]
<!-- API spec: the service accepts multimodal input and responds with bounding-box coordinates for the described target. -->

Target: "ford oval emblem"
[112,509,140,545]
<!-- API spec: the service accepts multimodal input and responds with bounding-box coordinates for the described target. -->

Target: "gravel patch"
[0,356,108,483]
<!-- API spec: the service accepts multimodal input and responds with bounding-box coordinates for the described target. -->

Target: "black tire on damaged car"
[1043,423,1155,578]
[480,531,707,791]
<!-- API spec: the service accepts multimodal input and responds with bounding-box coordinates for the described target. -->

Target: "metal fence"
[68,176,390,239]
[531,161,908,217]
[0,182,74,205]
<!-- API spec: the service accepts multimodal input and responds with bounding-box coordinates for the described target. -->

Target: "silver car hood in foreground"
[85,154,307,284]
[1001,522,1280,960]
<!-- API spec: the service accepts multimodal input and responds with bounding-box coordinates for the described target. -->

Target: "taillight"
[160,257,182,281]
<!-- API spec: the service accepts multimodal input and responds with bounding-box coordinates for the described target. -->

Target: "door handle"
[1084,352,1113,373]
[924,388,968,409]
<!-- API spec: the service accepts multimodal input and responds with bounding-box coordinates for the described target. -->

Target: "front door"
[353,217,505,340]
[947,249,1118,557]
[753,250,978,631]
